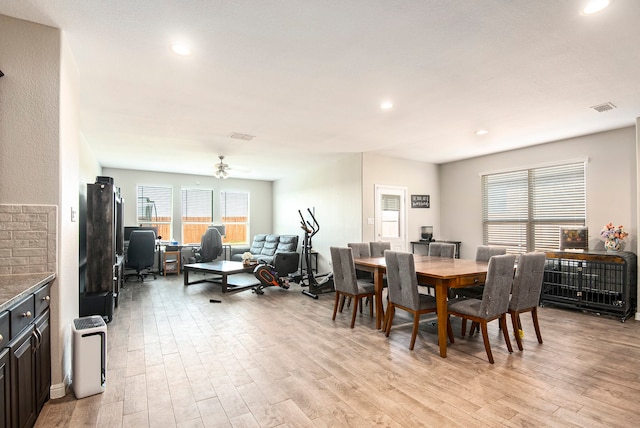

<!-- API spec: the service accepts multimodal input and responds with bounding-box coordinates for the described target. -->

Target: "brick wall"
[0,205,57,275]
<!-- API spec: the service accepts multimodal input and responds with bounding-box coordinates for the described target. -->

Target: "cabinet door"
[0,348,10,428]
[10,326,36,428]
[35,311,50,413]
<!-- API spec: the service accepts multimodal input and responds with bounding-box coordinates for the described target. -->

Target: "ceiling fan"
[214,155,230,179]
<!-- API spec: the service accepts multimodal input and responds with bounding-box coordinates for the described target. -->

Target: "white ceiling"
[2,1,639,181]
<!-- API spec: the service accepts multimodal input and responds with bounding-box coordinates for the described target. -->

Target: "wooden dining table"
[353,255,489,358]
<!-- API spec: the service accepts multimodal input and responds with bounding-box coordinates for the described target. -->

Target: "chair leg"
[339,295,346,312]
[470,321,479,336]
[479,321,494,364]
[531,306,543,344]
[447,316,455,344]
[500,314,513,353]
[510,311,524,351]
[369,295,374,317]
[409,313,420,350]
[461,318,467,336]
[350,297,359,328]
[384,304,395,336]
[332,292,341,321]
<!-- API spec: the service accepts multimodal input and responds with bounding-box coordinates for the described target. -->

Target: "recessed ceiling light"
[171,44,191,56]
[581,0,610,15]
[380,101,393,110]
[475,129,489,135]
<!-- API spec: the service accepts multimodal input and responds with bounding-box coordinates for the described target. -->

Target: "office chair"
[192,226,223,263]
[125,230,157,281]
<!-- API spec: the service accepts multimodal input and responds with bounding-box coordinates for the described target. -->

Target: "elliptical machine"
[298,208,334,299]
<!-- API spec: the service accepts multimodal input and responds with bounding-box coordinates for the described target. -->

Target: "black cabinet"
[10,326,36,428]
[0,348,10,428]
[2,282,52,428]
[34,311,50,414]
[542,250,637,322]
[83,181,124,322]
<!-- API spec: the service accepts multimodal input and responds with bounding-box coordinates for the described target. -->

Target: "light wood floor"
[36,273,640,427]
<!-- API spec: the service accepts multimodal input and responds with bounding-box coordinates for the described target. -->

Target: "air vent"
[228,132,255,141]
[590,102,616,113]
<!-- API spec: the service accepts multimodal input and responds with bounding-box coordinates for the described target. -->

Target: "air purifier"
[72,315,107,399]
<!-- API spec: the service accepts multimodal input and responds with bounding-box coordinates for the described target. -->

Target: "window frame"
[137,185,173,241]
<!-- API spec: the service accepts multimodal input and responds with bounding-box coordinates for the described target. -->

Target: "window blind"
[220,192,249,245]
[181,188,214,244]
[482,161,586,253]
[137,185,172,240]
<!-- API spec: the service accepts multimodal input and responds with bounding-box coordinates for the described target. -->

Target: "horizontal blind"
[482,161,585,253]
[220,191,249,245]
[181,189,213,221]
[181,188,214,244]
[137,185,172,240]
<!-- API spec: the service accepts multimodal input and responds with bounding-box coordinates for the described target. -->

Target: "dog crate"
[541,250,637,322]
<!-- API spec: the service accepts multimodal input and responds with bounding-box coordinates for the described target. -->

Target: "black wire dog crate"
[541,250,637,322]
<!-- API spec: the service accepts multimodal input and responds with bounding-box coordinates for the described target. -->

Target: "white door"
[374,185,407,251]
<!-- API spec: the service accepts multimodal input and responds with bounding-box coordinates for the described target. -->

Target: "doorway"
[374,185,407,251]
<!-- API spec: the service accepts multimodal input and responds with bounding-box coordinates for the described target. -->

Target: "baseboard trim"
[635,312,640,321]
[50,374,70,399]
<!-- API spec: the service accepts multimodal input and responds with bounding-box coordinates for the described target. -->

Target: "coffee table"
[183,260,258,292]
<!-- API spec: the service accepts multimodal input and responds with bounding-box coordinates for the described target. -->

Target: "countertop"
[0,273,55,312]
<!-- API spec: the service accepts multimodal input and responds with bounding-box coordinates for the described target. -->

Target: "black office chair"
[125,230,157,281]
[191,226,223,263]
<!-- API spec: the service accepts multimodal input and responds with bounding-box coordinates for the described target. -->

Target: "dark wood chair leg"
[350,297,359,328]
[409,313,420,350]
[384,304,395,336]
[479,321,494,364]
[510,311,524,351]
[461,318,467,336]
[500,314,513,353]
[531,306,543,344]
[332,292,341,320]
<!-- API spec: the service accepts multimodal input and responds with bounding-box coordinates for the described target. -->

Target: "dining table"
[353,255,489,358]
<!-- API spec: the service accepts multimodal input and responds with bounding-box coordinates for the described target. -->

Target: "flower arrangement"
[600,223,628,251]
[241,252,253,261]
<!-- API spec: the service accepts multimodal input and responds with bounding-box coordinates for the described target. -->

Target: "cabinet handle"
[34,327,42,351]
[42,295,50,302]
[22,311,32,318]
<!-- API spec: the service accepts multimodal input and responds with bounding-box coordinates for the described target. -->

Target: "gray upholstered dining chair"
[384,251,450,350]
[348,242,372,280]
[456,245,508,299]
[428,242,456,258]
[508,252,546,351]
[447,254,516,364]
[330,247,376,328]
[369,241,391,257]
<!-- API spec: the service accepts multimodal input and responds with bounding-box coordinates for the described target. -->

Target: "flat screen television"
[559,226,588,251]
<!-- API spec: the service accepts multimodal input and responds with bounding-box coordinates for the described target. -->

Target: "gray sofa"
[230,234,299,263]
[230,234,300,276]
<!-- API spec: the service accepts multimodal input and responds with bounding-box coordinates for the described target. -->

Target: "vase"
[604,238,622,252]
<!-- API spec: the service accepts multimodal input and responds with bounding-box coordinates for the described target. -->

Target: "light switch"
[367,218,374,225]
[71,207,77,222]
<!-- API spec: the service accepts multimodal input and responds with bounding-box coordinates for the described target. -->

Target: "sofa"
[230,234,300,276]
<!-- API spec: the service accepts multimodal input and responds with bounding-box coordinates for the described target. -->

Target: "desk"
[353,255,488,358]
[410,240,462,258]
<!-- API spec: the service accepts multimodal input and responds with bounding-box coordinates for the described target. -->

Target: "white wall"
[273,154,363,272]
[362,153,440,247]
[0,14,81,397]
[440,126,637,259]
[53,31,80,398]
[102,168,273,244]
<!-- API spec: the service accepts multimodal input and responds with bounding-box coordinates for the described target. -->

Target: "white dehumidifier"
[72,315,107,399]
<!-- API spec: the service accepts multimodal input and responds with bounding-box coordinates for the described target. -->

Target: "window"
[220,191,249,245]
[137,185,172,241]
[381,194,401,238]
[482,161,586,253]
[181,188,214,244]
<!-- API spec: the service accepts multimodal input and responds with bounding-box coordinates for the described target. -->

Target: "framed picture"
[559,226,588,251]
[411,195,430,208]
